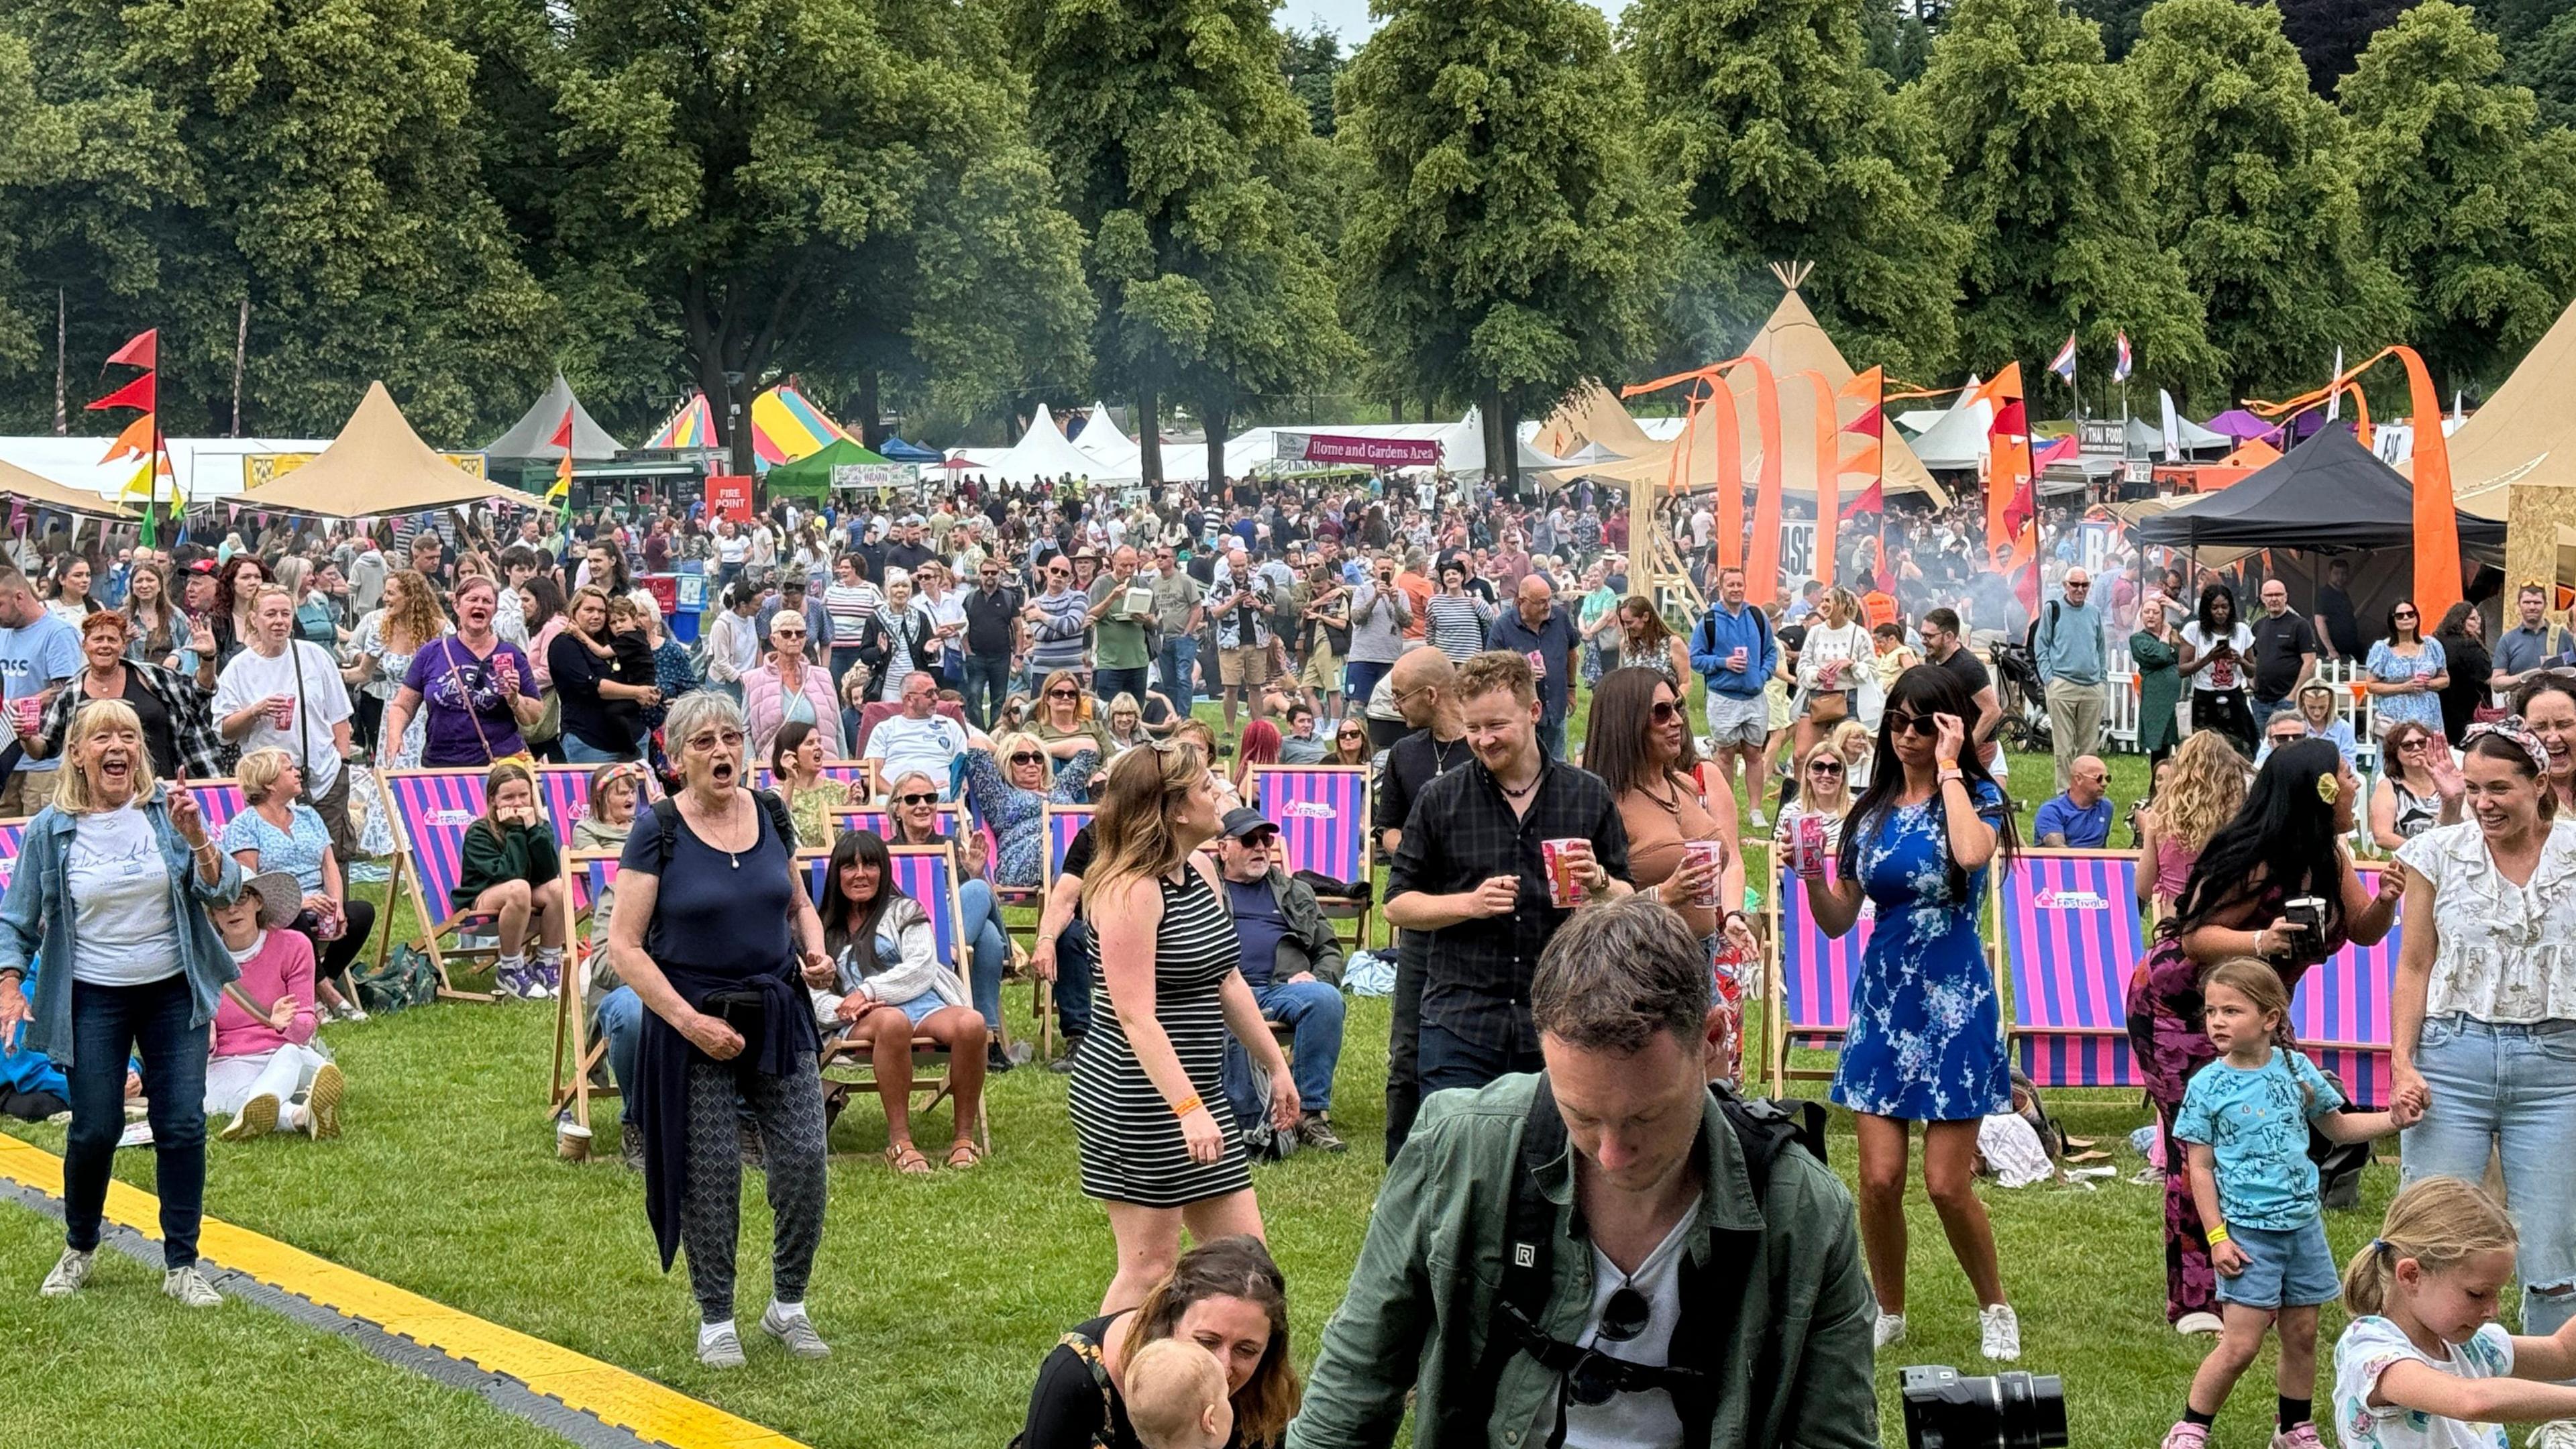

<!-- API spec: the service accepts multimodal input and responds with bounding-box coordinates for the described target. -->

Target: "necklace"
[1642,774,1685,817]
[1428,733,1463,775]
[1497,765,1542,801]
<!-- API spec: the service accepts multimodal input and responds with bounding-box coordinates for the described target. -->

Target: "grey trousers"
[680,1051,828,1324]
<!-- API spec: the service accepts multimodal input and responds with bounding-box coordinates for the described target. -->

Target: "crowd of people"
[12,466,2576,1449]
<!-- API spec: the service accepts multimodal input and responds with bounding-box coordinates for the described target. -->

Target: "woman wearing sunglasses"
[2363,598,2450,742]
[1773,740,1857,855]
[2369,720,2465,853]
[963,730,1102,889]
[1327,716,1372,767]
[741,611,844,765]
[1033,667,1114,771]
[883,769,1010,1060]
[1798,664,2024,1361]
[1581,666,1757,959]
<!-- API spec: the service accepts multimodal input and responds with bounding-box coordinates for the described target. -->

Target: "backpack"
[1446,1075,1827,1448]
[349,942,440,1015]
[646,790,797,875]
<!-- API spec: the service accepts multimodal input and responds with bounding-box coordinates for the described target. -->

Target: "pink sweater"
[211,929,320,1059]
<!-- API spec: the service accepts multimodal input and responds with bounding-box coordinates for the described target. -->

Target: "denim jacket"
[0,783,246,1066]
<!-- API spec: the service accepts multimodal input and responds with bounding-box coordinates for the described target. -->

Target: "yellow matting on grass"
[0,1133,804,1449]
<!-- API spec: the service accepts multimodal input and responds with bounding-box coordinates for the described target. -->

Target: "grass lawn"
[0,718,2401,1448]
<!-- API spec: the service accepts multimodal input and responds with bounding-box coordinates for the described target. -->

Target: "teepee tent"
[483,373,628,460]
[1071,400,1144,478]
[0,457,138,520]
[244,382,525,517]
[2452,297,2576,521]
[642,392,718,450]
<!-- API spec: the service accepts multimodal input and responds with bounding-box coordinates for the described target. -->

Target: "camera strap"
[1466,1075,1825,1448]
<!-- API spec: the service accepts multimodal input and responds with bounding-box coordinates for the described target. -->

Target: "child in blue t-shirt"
[2162,957,2420,1449]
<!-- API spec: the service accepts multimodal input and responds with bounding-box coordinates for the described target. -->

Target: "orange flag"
[1803,371,1839,590]
[2396,345,2462,620]
[99,412,156,465]
[1739,358,1784,604]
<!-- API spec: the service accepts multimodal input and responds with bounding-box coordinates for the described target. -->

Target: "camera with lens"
[1900,1364,2068,1449]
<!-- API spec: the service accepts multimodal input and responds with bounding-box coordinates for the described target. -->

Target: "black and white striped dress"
[1067,869,1250,1205]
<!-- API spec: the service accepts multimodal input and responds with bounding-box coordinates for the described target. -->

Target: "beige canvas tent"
[1539,274,1947,507]
[246,382,525,517]
[0,458,139,520]
[2443,295,2576,592]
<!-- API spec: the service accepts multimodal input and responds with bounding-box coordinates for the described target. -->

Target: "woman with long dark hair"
[2180,583,2257,757]
[1799,664,2021,1358]
[1582,666,1756,956]
[2364,598,2449,741]
[2434,602,2491,747]
[814,830,987,1173]
[1018,1235,1301,1449]
[2125,738,2400,1336]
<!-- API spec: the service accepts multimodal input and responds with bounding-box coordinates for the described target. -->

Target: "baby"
[1124,1338,1232,1449]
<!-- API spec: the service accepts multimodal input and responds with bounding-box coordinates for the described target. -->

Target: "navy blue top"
[620,800,795,971]
[1225,877,1289,989]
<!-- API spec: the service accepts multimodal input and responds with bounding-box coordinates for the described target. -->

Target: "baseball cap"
[1217,806,1277,843]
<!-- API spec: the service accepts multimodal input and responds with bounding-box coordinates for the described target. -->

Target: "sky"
[1281,0,1627,43]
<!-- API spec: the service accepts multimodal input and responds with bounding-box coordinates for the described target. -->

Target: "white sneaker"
[697,1323,745,1368]
[39,1247,93,1297]
[2526,1420,2576,1449]
[304,1064,344,1140]
[2176,1311,2224,1336]
[220,1093,278,1142]
[163,1265,222,1308]
[760,1303,832,1359]
[1980,1303,2022,1362]
[1749,808,1770,830]
[1873,1311,1908,1350]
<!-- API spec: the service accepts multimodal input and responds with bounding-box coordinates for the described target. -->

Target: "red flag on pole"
[549,405,576,451]
[85,373,155,413]
[105,329,157,370]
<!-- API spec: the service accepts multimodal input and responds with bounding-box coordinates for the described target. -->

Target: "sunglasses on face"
[895,792,939,806]
[1048,687,1077,698]
[1809,760,1845,775]
[1649,700,1680,722]
[1010,751,1044,766]
[1884,711,1939,739]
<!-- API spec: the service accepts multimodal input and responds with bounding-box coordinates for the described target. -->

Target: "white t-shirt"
[213,641,354,794]
[716,535,749,566]
[2332,1316,2513,1449]
[2182,622,2255,692]
[861,714,969,798]
[68,804,180,986]
[1561,1199,1698,1449]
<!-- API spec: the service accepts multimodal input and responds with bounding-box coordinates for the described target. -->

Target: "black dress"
[2438,632,2491,746]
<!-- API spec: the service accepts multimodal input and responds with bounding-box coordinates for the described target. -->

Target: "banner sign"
[1274,432,1444,467]
[246,451,486,490]
[830,462,910,490]
[705,473,754,525]
[1779,520,1819,590]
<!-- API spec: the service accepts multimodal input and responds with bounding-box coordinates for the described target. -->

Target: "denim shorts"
[2217,1217,2340,1309]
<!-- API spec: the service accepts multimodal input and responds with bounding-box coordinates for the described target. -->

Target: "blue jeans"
[65,975,207,1269]
[598,985,642,1098]
[828,645,865,694]
[1344,659,1393,711]
[957,879,1008,1035]
[2403,1015,2576,1336]
[1161,636,1198,713]
[1419,1010,1542,1095]
[1538,714,1568,761]
[1222,979,1346,1128]
[561,733,638,765]
[2251,694,2292,725]
[962,654,1014,731]
[1094,666,1150,708]
[1051,918,1097,1042]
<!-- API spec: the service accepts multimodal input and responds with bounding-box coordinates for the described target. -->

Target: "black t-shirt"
[1061,822,1095,882]
[1935,643,1992,698]
[2250,610,2319,698]
[119,667,180,782]
[2315,584,2363,658]
[549,632,637,751]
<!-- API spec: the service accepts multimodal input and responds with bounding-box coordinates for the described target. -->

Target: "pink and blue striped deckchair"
[1999,851,2143,1089]
[753,763,873,794]
[839,802,966,844]
[1769,865,1872,1086]
[0,817,23,894]
[2292,868,2398,1107]
[382,768,506,999]
[818,843,986,1150]
[1248,765,1373,947]
[189,782,247,837]
[1028,804,1097,1057]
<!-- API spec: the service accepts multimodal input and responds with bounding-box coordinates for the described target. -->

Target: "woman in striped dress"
[1424,558,1493,661]
[1069,742,1299,1315]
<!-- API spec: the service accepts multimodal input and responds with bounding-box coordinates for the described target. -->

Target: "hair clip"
[2314,772,2341,806]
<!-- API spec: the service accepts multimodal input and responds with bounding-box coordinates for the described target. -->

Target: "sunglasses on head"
[894,792,939,806]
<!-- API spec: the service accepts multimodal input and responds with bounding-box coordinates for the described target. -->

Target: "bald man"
[2035,753,2112,847]
[1371,646,1472,1162]
[1484,573,1580,759]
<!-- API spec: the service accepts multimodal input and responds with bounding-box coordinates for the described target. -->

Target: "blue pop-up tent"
[875,435,942,463]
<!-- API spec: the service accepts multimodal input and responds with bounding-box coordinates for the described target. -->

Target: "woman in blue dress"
[1801,663,2021,1362]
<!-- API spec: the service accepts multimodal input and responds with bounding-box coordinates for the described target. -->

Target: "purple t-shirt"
[404,635,535,765]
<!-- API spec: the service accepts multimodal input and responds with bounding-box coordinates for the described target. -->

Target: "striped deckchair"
[2293,868,2398,1108]
[0,817,23,893]
[2000,851,2143,1088]
[1028,804,1096,1058]
[819,844,986,1151]
[552,848,622,1124]
[1769,865,1871,1085]
[1247,765,1373,948]
[189,782,248,837]
[839,802,966,843]
[753,763,872,795]
[381,769,508,1000]
[535,765,599,847]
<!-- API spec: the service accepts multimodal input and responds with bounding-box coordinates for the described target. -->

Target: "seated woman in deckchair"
[453,760,570,1001]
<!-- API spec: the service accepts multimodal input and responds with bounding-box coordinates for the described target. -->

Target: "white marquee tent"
[0,435,330,504]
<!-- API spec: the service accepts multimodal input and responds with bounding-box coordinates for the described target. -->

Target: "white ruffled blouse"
[2396,818,2576,1024]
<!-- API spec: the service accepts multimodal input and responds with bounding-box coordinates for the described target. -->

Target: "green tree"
[2343,0,2576,387]
[1281,21,1344,138]
[1012,0,1347,486]
[1907,0,2216,402]
[2127,0,2407,400]
[1337,0,1676,488]
[2502,6,2576,129]
[555,0,1093,472]
[2069,0,2153,58]
[1627,0,1964,380]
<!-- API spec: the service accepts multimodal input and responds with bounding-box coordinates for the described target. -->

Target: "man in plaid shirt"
[28,612,228,782]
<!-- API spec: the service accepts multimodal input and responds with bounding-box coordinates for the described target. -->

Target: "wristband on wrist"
[1171,1094,1203,1118]
[2206,1224,2232,1245]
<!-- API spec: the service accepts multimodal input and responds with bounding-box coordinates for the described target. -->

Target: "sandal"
[883,1142,932,1175]
[946,1139,985,1169]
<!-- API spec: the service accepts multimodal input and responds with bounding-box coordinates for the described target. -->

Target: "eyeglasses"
[2064,582,2091,590]
[894,792,939,806]
[686,730,747,751]
[1884,711,1939,739]
[1009,751,1044,766]
[1338,729,1363,739]
[773,628,806,637]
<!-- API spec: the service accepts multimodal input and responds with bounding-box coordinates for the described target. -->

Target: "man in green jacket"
[1287,895,1880,1449]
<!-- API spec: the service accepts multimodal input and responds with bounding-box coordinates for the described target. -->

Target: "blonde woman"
[1033,667,1112,763]
[1792,588,1872,771]
[0,700,241,1307]
[1773,739,1858,855]
[1069,743,1297,1313]
[345,568,449,769]
[961,729,1098,888]
[2133,729,2249,913]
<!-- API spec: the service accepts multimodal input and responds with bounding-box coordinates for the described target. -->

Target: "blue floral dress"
[1831,780,2012,1122]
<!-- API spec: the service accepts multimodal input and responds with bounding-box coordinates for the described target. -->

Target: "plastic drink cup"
[1729,645,1748,672]
[1683,839,1726,910]
[1542,839,1590,908]
[267,697,294,730]
[7,697,38,736]
[1792,812,1828,878]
